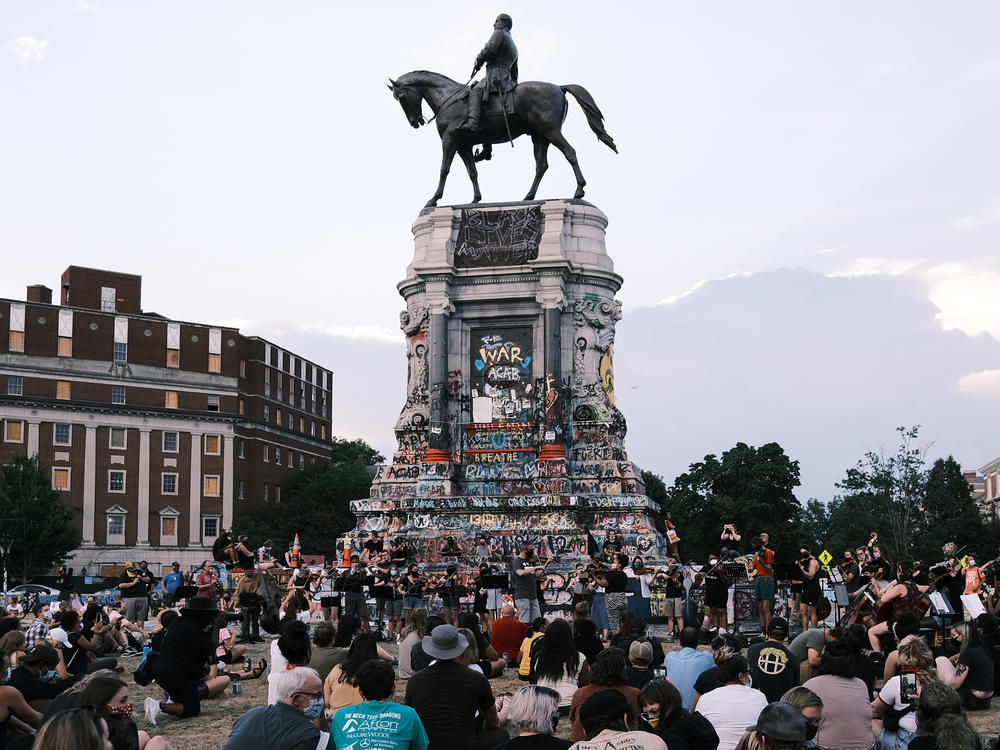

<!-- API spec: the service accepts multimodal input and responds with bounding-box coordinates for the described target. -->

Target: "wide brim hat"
[181,597,221,615]
[422,624,469,660]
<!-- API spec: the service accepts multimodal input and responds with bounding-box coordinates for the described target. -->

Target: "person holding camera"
[871,635,940,750]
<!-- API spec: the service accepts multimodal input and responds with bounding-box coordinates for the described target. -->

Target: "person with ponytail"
[76,675,173,750]
[871,635,941,750]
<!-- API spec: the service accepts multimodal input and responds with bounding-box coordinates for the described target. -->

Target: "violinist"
[867,557,929,653]
[840,549,862,597]
[399,563,427,628]
[594,553,630,635]
[697,552,730,636]
[288,560,314,611]
[511,543,550,624]
[625,556,655,618]
[797,547,821,631]
[438,563,462,626]
[370,550,395,635]
[657,562,685,638]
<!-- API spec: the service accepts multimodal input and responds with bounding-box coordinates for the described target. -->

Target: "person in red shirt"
[750,533,776,634]
[490,604,528,665]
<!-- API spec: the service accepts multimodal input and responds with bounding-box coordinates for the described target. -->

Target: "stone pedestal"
[350,200,667,604]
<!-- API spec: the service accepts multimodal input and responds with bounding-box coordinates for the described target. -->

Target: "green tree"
[913,456,988,562]
[233,438,384,557]
[0,455,81,582]
[835,426,929,557]
[641,470,668,511]
[663,442,803,560]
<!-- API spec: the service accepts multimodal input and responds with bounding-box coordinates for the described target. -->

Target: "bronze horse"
[389,70,617,208]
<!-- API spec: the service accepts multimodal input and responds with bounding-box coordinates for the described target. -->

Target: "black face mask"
[806,723,819,741]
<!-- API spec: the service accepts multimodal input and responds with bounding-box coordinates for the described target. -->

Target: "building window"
[299,454,305,470]
[237,479,245,500]
[160,515,177,545]
[54,423,71,446]
[320,425,326,440]
[101,287,116,313]
[162,473,178,494]
[310,421,316,437]
[275,447,282,466]
[52,467,70,491]
[276,408,282,426]
[5,420,23,443]
[109,428,126,449]
[263,404,270,423]
[165,391,178,409]
[299,417,305,433]
[277,384,283,402]
[262,445,269,462]
[276,486,282,503]
[240,359,246,377]
[113,342,128,362]
[108,470,126,493]
[166,349,180,368]
[58,337,72,357]
[56,381,71,400]
[238,399,245,416]
[208,353,221,373]
[264,367,271,385]
[261,483,269,502]
[111,385,126,404]
[163,431,178,452]
[107,514,125,540]
[207,395,220,412]
[203,475,220,497]
[288,412,294,430]
[7,376,22,396]
[204,434,220,455]
[9,331,24,352]
[203,516,219,541]
[238,438,245,459]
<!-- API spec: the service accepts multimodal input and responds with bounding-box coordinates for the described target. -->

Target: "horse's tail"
[561,84,619,154]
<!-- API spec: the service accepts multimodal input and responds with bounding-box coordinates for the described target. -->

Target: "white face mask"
[709,559,718,566]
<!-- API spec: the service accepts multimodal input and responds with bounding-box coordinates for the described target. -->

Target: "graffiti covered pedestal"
[350,200,667,589]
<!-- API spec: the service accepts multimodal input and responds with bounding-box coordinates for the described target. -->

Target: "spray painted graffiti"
[454,206,543,268]
[471,328,534,423]
[599,345,616,407]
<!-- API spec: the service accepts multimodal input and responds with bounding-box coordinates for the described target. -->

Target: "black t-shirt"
[364,538,384,555]
[940,572,964,612]
[118,571,147,597]
[850,652,877,699]
[8,667,63,702]
[746,640,799,702]
[604,570,628,593]
[662,577,684,598]
[958,646,995,693]
[624,664,654,689]
[405,659,495,750]
[63,631,90,675]
[843,563,862,593]
[703,571,728,605]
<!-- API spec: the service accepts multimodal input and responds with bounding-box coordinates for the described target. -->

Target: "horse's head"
[389,78,425,129]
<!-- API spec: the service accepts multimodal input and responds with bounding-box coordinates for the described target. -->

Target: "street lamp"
[0,534,12,595]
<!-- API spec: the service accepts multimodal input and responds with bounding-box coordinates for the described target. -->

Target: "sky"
[2,2,999,503]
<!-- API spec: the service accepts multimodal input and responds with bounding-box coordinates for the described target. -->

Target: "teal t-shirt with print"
[331,701,428,750]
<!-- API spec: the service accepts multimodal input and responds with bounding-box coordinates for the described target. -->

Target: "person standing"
[749,534,775,635]
[797,548,821,632]
[118,562,149,627]
[161,562,184,607]
[511,544,549,625]
[194,561,221,603]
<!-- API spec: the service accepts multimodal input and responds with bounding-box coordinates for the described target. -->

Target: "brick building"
[0,266,333,574]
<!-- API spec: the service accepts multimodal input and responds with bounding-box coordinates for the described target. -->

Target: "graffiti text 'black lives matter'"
[454,207,544,268]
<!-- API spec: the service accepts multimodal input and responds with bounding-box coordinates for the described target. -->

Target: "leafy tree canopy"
[0,455,81,582]
[233,438,384,559]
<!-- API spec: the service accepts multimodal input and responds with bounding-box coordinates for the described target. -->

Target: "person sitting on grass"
[331,659,429,750]
[569,689,666,750]
[222,667,324,750]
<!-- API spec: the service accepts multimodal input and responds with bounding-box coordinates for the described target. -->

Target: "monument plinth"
[350,199,667,585]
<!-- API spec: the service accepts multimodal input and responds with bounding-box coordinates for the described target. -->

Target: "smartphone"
[900,671,917,703]
[653,666,666,680]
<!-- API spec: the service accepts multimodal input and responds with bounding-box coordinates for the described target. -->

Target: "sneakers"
[144,696,162,726]
[121,647,142,657]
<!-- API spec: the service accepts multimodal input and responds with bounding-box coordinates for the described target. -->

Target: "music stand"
[172,586,199,606]
[929,591,957,651]
[484,575,510,591]
[370,585,395,599]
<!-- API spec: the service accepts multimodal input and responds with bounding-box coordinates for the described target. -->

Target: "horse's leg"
[524,134,550,201]
[427,138,458,208]
[457,146,482,204]
[546,129,586,199]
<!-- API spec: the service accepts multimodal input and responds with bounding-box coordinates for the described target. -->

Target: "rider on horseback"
[458,13,518,134]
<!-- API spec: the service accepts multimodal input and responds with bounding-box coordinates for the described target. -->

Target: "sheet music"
[961,594,986,619]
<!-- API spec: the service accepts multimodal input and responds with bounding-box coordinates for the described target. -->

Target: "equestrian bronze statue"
[388,15,617,208]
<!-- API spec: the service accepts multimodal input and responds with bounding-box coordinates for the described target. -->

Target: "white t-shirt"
[696,683,769,750]
[267,637,289,704]
[878,675,918,734]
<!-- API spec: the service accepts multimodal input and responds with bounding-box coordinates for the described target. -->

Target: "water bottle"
[502,650,509,669]
[142,646,150,660]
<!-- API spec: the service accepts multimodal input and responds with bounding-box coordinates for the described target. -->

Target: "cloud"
[954,201,1000,231]
[831,258,926,278]
[656,271,752,306]
[876,62,907,78]
[957,370,1000,399]
[924,263,1000,339]
[7,37,48,65]
[295,323,403,345]
[970,58,1000,80]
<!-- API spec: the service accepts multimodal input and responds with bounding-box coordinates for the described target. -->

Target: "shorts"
[486,590,504,610]
[441,597,461,610]
[754,576,775,602]
[801,585,821,607]
[403,595,425,612]
[123,597,149,622]
[662,597,683,618]
[343,598,369,619]
[385,599,404,617]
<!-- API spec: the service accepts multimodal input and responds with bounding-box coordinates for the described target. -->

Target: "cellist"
[867,557,929,653]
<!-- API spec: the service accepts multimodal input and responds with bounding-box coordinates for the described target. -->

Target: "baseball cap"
[746,702,807,744]
[22,644,59,666]
[629,640,653,664]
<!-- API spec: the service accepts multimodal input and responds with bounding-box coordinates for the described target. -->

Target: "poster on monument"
[471,326,533,423]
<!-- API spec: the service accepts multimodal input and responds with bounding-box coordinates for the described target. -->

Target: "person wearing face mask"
[638,679,719,750]
[6,645,70,713]
[698,553,731,637]
[692,652,768,750]
[75,676,173,750]
[624,557,654,619]
[223,666,324,750]
[24,604,51,649]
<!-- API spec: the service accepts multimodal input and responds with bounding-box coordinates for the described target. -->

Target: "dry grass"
[128,639,1000,749]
